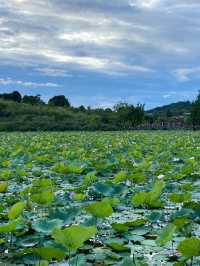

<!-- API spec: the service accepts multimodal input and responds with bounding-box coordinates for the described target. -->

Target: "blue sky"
[0,0,200,109]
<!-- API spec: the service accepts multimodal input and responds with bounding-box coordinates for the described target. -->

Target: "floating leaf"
[81,172,97,188]
[169,193,192,203]
[150,180,166,200]
[32,178,53,189]
[52,225,97,251]
[117,257,135,266]
[85,198,113,218]
[53,162,84,174]
[132,180,165,208]
[49,207,80,224]
[172,217,190,229]
[0,220,18,233]
[112,219,146,233]
[34,247,65,261]
[35,260,49,266]
[8,201,26,219]
[113,171,127,183]
[132,191,148,207]
[72,193,86,201]
[178,237,200,258]
[69,254,87,266]
[107,242,130,252]
[130,171,147,184]
[93,182,125,197]
[125,219,147,228]
[31,190,54,205]
[104,197,120,206]
[112,223,129,233]
[156,223,176,246]
[32,218,63,235]
[0,182,8,193]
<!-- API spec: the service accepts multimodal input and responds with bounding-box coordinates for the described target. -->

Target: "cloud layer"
[0,0,200,108]
[0,77,60,88]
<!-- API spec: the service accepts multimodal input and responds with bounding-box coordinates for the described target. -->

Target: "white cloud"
[0,0,199,82]
[173,67,200,82]
[162,90,197,100]
[130,0,161,9]
[0,77,60,88]
[163,92,176,99]
[36,67,73,77]
[59,32,119,46]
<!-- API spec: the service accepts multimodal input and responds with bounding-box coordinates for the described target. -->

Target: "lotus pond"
[0,131,200,266]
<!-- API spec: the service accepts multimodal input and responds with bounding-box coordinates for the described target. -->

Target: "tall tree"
[191,91,200,126]
[0,91,22,102]
[114,102,144,128]
[48,95,70,107]
[22,95,44,105]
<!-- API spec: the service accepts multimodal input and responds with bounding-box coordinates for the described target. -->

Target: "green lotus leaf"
[178,237,200,258]
[52,162,85,174]
[0,219,19,233]
[34,246,66,261]
[107,242,130,252]
[52,225,97,251]
[156,223,176,246]
[31,190,54,205]
[69,254,87,266]
[0,182,8,193]
[169,193,192,203]
[32,218,63,234]
[125,219,147,228]
[49,207,81,224]
[8,201,26,220]
[35,260,49,266]
[72,193,86,201]
[32,178,53,189]
[85,198,113,218]
[93,182,125,197]
[130,171,147,184]
[132,180,165,208]
[112,223,129,233]
[113,171,127,183]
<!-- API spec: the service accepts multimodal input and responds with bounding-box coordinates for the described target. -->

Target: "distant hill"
[146,101,192,117]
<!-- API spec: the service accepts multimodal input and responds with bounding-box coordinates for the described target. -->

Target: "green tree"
[78,105,86,112]
[191,91,200,127]
[166,109,172,118]
[0,91,22,102]
[22,95,44,105]
[48,95,70,107]
[114,102,144,128]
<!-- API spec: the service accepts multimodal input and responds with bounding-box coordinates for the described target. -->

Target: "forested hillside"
[0,91,200,131]
[0,92,144,131]
[147,101,192,117]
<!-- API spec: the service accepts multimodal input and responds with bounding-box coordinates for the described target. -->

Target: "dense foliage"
[48,95,71,107]
[0,92,145,131]
[147,101,192,118]
[191,91,200,127]
[0,91,22,103]
[0,131,199,265]
[1,90,200,130]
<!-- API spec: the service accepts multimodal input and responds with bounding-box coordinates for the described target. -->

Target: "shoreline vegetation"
[0,91,199,131]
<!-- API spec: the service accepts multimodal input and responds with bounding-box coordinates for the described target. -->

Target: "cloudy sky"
[0,0,199,109]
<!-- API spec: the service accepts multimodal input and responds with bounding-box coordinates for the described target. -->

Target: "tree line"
[0,91,145,131]
[0,90,200,131]
[0,91,70,107]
